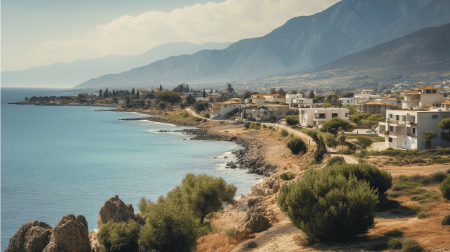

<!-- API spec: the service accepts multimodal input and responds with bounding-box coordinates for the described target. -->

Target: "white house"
[241,104,289,121]
[339,97,369,106]
[401,86,444,109]
[210,101,240,119]
[299,107,349,127]
[286,94,314,108]
[378,107,450,149]
[251,94,285,104]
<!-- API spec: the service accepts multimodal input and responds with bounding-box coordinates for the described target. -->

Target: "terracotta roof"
[251,94,285,98]
[357,101,390,105]
[441,101,450,105]
[417,86,440,90]
[386,97,398,100]
[212,101,239,105]
[402,90,420,94]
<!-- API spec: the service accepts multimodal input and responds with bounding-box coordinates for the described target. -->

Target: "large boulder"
[43,214,90,252]
[97,195,136,229]
[88,229,100,252]
[5,221,52,252]
[235,206,270,239]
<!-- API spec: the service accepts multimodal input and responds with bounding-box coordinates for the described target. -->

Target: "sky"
[2,0,340,72]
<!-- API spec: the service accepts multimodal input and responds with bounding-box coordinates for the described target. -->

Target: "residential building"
[378,107,450,149]
[339,97,369,106]
[355,90,381,100]
[286,94,314,108]
[357,101,391,117]
[383,97,402,106]
[299,107,349,127]
[250,94,285,104]
[210,101,240,119]
[401,86,444,109]
[241,104,289,121]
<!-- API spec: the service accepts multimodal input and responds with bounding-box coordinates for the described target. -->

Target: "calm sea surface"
[1,87,261,250]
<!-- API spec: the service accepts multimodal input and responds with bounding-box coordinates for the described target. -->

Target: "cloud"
[29,0,340,65]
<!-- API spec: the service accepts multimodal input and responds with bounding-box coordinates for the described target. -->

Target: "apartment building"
[210,101,240,118]
[357,100,391,117]
[401,86,444,109]
[378,107,450,149]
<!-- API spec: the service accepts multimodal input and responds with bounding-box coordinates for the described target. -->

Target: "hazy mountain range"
[1,42,232,88]
[75,0,450,89]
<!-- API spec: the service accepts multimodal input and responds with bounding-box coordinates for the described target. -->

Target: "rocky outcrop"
[235,206,271,239]
[43,214,90,252]
[88,229,100,252]
[97,195,136,229]
[5,221,52,252]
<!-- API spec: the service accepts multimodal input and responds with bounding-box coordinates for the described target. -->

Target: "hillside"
[245,22,450,90]
[75,0,450,89]
[1,42,232,88]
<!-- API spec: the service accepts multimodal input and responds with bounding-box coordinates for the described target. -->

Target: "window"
[389,137,393,142]
[396,115,400,120]
[413,128,416,134]
[443,115,450,119]
[426,90,431,93]
[389,114,393,118]
[318,113,326,118]
[432,115,438,119]
[389,126,394,131]
[345,113,348,117]
[332,113,338,118]
[433,90,437,93]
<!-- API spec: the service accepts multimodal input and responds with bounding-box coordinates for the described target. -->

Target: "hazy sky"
[2,0,340,72]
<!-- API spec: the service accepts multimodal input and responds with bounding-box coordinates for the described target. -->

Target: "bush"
[158,101,166,110]
[326,156,345,167]
[321,132,338,148]
[356,137,373,150]
[244,122,250,129]
[269,116,278,123]
[321,117,352,135]
[442,215,450,225]
[325,163,393,202]
[440,175,450,200]
[287,137,307,155]
[203,112,210,118]
[285,115,299,126]
[383,229,403,238]
[280,129,288,137]
[402,238,423,252]
[277,169,378,241]
[280,172,295,180]
[387,238,402,250]
[138,200,198,252]
[98,220,139,252]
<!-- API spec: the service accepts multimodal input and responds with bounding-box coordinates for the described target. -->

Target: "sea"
[1,87,262,250]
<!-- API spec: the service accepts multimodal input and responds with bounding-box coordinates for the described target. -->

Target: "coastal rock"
[97,195,136,229]
[89,229,100,252]
[247,196,264,209]
[5,221,52,252]
[235,206,270,238]
[44,214,90,252]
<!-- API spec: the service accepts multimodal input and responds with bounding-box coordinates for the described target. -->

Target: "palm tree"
[339,131,346,151]
[421,130,437,149]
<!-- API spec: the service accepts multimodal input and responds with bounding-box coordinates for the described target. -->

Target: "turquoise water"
[1,88,261,250]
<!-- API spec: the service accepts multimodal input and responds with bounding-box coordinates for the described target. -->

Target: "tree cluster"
[277,162,392,242]
[98,174,236,252]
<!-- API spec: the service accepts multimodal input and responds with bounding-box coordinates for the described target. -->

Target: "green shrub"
[324,163,393,202]
[387,238,403,250]
[269,116,278,123]
[280,172,295,180]
[268,126,274,130]
[442,215,450,225]
[290,133,294,139]
[320,132,338,148]
[285,115,299,126]
[401,238,423,252]
[326,156,345,167]
[383,229,403,238]
[417,212,428,219]
[280,129,288,137]
[277,169,378,241]
[338,146,356,155]
[440,175,450,200]
[225,227,236,237]
[262,124,267,129]
[321,117,353,135]
[287,137,307,155]
[98,220,139,252]
[356,137,373,150]
[138,200,198,252]
[244,122,250,129]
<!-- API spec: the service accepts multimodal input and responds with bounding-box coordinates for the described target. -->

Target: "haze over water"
[1,88,261,250]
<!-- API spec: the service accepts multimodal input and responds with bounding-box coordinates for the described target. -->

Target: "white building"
[339,97,370,106]
[401,86,444,109]
[210,101,240,119]
[378,107,450,150]
[250,94,285,104]
[299,107,349,127]
[286,94,314,108]
[242,104,289,121]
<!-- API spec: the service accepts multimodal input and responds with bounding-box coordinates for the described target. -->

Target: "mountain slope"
[244,22,450,90]
[75,0,450,89]
[1,42,232,88]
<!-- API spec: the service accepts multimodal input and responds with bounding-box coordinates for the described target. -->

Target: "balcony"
[390,131,406,136]
[407,133,417,137]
